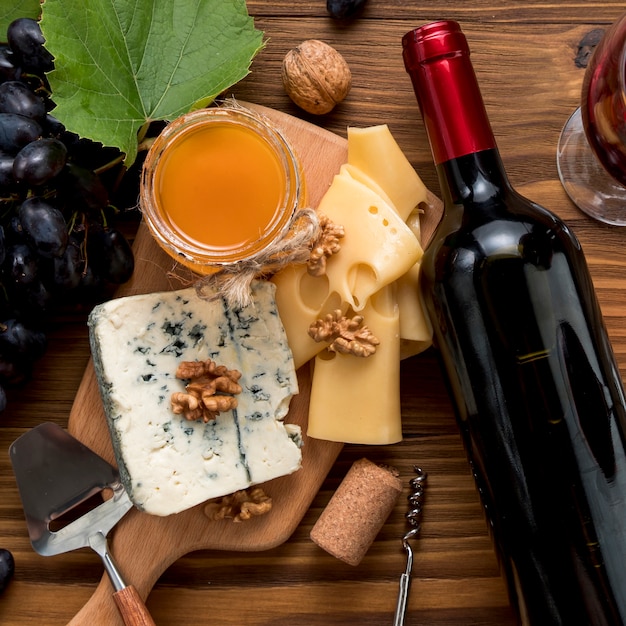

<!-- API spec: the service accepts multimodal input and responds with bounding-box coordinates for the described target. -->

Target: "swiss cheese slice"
[273,171,422,368]
[318,172,422,311]
[347,125,428,221]
[307,285,402,444]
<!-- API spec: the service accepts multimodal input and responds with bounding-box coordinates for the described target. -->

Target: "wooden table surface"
[3,1,626,624]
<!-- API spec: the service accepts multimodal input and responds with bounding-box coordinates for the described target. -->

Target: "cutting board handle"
[113,587,156,626]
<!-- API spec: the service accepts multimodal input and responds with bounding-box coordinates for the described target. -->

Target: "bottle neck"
[402,21,498,165]
[437,149,510,206]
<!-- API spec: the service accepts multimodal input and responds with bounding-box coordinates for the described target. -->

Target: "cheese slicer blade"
[9,422,155,626]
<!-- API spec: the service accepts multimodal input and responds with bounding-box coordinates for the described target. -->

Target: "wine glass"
[557,13,626,225]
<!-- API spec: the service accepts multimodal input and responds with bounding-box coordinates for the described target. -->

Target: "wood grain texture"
[3,1,626,624]
[112,587,156,626]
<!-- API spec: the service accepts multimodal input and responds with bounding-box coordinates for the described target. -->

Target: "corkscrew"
[392,466,427,626]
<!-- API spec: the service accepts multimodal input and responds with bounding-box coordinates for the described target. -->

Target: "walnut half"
[204,488,273,522]
[307,213,345,277]
[308,309,380,357]
[171,358,242,423]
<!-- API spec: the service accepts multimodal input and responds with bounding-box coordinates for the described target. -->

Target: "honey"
[141,107,303,273]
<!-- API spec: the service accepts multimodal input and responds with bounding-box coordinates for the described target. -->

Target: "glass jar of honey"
[140,106,305,274]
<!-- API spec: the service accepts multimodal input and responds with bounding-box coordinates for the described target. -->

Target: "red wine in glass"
[557,13,626,225]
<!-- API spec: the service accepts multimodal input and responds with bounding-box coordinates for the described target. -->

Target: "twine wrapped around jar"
[195,206,320,308]
[141,99,316,308]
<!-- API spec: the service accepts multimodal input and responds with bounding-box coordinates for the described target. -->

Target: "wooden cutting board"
[65,103,443,625]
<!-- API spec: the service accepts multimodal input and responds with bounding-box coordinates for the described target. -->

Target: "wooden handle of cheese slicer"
[90,531,156,626]
[113,586,156,626]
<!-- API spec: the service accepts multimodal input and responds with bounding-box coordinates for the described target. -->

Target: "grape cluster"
[0,18,137,412]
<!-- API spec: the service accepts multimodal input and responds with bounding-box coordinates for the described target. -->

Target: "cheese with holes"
[273,125,431,369]
[318,173,422,311]
[346,125,428,221]
[307,285,403,444]
[272,172,422,368]
[273,124,434,446]
[271,265,346,370]
[88,280,302,516]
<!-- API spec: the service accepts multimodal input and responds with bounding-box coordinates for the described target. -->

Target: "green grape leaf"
[0,0,41,38]
[40,0,264,165]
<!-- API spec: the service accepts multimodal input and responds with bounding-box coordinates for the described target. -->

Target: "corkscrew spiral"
[392,466,427,626]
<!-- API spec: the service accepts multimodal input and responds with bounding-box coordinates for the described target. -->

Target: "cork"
[310,457,403,566]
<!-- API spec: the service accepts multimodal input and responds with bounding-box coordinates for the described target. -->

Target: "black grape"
[46,237,83,292]
[0,113,41,154]
[6,215,25,241]
[0,318,46,361]
[18,196,68,258]
[7,18,54,74]
[64,137,120,172]
[0,45,19,82]
[0,81,46,122]
[43,113,65,138]
[18,278,54,314]
[0,155,15,189]
[0,226,5,266]
[327,0,367,19]
[60,162,110,212]
[13,137,67,186]
[87,227,135,284]
[5,242,38,286]
[0,353,29,386]
[0,548,14,593]
[78,261,104,294]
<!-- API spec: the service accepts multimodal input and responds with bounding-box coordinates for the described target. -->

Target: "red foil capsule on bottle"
[402,20,496,165]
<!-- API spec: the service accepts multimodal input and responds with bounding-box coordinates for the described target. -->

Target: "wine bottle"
[402,20,626,625]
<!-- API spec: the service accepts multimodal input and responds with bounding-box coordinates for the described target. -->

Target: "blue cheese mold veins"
[88,280,302,517]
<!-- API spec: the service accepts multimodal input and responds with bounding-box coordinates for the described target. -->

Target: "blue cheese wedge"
[88,280,302,516]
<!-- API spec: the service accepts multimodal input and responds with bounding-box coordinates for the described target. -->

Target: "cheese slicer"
[9,422,156,626]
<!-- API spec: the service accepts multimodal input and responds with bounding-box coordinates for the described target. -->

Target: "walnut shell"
[281,40,352,115]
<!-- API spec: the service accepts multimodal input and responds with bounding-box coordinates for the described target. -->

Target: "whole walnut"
[281,40,352,115]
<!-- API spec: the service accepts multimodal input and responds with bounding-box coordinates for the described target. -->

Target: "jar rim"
[140,105,303,270]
